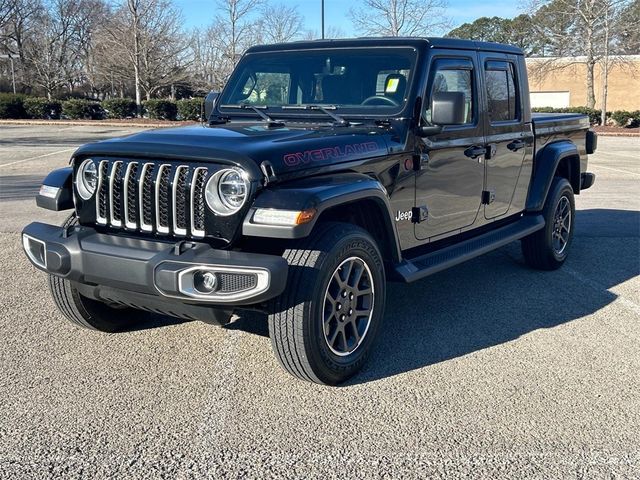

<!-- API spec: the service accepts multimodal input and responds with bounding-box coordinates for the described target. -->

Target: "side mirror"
[204,90,220,120]
[431,91,467,125]
[417,91,467,137]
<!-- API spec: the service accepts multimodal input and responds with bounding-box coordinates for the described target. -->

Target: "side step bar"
[394,215,545,283]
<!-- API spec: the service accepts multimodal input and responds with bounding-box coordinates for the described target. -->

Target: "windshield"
[218,47,417,116]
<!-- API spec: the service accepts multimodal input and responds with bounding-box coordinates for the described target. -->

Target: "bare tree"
[215,0,262,67]
[349,0,450,37]
[1,0,43,91]
[185,0,262,92]
[258,3,303,44]
[302,25,346,40]
[528,0,633,109]
[137,5,191,99]
[189,23,233,91]
[0,0,13,31]
[23,0,98,98]
[616,0,640,54]
[101,0,190,113]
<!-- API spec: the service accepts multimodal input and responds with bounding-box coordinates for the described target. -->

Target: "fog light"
[22,234,47,269]
[193,270,218,294]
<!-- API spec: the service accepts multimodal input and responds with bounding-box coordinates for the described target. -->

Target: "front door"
[415,54,484,241]
[480,53,530,219]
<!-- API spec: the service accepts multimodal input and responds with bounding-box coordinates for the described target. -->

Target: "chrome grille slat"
[95,159,208,237]
[108,160,123,227]
[190,167,208,238]
[96,160,109,225]
[139,163,155,231]
[124,162,139,229]
[155,164,172,234]
[172,166,189,236]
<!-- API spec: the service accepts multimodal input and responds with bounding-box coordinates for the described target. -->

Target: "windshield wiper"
[282,104,350,126]
[220,104,285,128]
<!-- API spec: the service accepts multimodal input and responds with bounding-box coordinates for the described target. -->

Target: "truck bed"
[532,113,590,156]
[532,113,590,136]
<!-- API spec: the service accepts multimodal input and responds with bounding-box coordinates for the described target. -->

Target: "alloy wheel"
[322,256,375,357]
[552,196,571,255]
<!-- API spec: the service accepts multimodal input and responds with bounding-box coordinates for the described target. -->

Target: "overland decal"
[283,142,380,167]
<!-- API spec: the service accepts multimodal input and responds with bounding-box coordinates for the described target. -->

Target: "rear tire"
[268,222,386,385]
[48,215,145,332]
[522,177,575,270]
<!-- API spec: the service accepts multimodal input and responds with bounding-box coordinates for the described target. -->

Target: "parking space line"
[0,148,75,168]
[562,265,640,317]
[604,151,640,160]
[591,164,640,176]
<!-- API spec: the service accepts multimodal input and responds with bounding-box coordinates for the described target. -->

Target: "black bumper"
[22,222,288,310]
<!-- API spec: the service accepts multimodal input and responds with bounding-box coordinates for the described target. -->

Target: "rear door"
[479,53,531,219]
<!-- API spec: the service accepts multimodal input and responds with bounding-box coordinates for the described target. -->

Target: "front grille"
[94,159,209,238]
[217,273,258,293]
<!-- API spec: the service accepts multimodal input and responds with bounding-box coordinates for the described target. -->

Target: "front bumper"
[22,222,288,310]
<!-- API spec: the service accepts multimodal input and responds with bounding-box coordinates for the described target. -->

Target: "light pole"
[321,0,325,39]
[0,54,16,94]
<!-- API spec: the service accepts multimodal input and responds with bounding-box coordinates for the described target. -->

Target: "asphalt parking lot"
[0,125,638,478]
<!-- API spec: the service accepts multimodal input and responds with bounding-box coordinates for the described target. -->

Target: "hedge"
[23,97,62,119]
[609,110,640,128]
[177,98,203,121]
[0,93,27,119]
[102,98,137,119]
[62,99,104,120]
[5,96,636,126]
[533,106,640,127]
[143,99,177,120]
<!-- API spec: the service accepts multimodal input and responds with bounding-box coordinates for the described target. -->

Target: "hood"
[73,123,393,181]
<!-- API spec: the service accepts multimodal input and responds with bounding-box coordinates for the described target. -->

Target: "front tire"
[48,215,145,332]
[268,222,386,385]
[49,275,144,332]
[522,177,575,270]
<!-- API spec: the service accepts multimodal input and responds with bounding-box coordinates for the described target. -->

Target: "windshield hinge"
[375,119,392,128]
[260,161,277,186]
[209,116,229,125]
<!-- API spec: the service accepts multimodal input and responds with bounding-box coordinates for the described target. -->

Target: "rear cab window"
[484,60,520,123]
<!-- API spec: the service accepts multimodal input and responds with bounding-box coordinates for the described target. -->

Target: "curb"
[593,131,640,137]
[0,119,197,128]
[2,119,638,136]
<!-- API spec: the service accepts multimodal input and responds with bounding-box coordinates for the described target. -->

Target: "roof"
[246,37,524,55]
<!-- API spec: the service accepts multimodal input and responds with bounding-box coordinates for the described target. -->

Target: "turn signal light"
[253,208,316,226]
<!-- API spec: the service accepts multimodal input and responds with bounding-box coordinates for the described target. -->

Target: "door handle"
[507,140,526,151]
[464,145,487,159]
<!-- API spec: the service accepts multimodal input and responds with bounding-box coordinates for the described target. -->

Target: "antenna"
[321,0,325,39]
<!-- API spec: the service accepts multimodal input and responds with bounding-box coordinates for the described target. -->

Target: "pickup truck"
[22,38,597,385]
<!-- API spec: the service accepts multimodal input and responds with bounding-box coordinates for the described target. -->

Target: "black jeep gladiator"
[23,38,596,384]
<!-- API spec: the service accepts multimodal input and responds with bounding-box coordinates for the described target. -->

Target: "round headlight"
[76,159,97,200]
[205,168,249,216]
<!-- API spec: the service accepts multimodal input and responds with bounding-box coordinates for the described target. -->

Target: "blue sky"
[175,0,524,35]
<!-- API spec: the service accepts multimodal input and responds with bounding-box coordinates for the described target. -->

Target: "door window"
[485,62,519,122]
[424,65,474,125]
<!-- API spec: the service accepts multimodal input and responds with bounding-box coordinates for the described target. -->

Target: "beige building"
[526,56,640,111]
